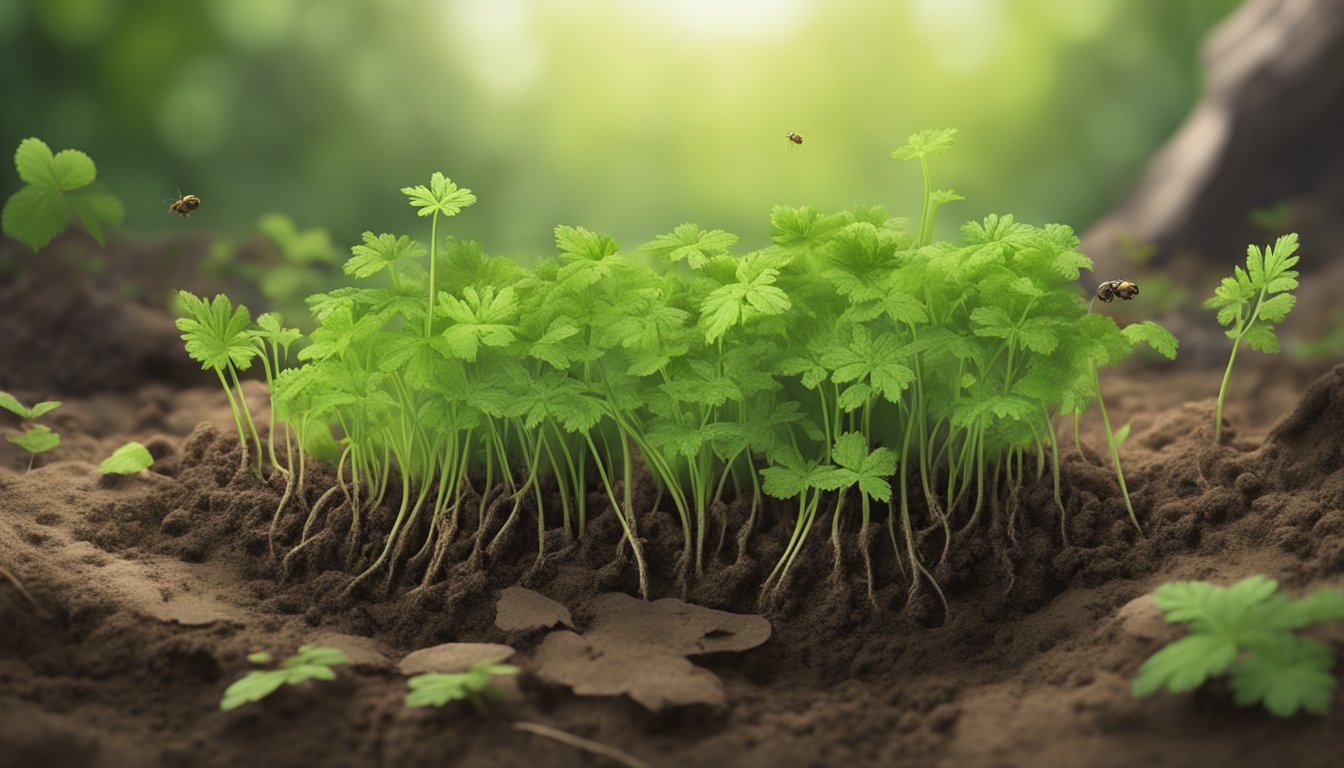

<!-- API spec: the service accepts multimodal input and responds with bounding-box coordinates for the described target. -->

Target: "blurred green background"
[0,0,1241,259]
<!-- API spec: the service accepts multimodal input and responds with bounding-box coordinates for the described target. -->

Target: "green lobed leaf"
[1132,633,1239,696]
[1122,321,1179,360]
[891,128,959,161]
[65,185,124,247]
[175,291,257,371]
[1230,637,1335,717]
[401,172,476,218]
[344,231,425,279]
[99,441,154,475]
[2,185,67,251]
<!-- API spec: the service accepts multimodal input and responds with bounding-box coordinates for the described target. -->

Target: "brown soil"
[2,269,1343,768]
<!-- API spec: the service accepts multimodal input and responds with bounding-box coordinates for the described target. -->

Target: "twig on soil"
[512,722,654,768]
[1,565,43,612]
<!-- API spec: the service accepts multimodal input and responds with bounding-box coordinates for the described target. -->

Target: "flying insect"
[167,192,201,217]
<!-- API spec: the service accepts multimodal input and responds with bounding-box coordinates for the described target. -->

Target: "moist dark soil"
[2,250,1343,768]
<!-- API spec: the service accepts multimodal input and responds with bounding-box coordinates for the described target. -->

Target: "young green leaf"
[0,391,61,420]
[176,291,257,372]
[344,231,426,279]
[2,138,123,250]
[820,432,897,502]
[761,450,837,499]
[402,172,476,218]
[220,644,350,712]
[404,662,520,710]
[891,128,959,161]
[1134,576,1344,717]
[7,424,60,455]
[699,259,790,343]
[437,286,519,361]
[645,223,738,269]
[1204,234,1301,440]
[99,442,154,475]
[1122,321,1179,360]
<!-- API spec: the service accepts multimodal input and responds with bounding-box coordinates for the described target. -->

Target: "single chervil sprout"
[99,441,154,475]
[220,644,350,711]
[7,424,59,471]
[404,661,520,712]
[1203,233,1301,441]
[1134,576,1344,716]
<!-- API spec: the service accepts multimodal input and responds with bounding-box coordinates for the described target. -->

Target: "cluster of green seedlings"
[175,129,1189,610]
[220,644,518,713]
[1135,576,1344,716]
[1,390,154,475]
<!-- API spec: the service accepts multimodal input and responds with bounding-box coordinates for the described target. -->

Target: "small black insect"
[785,132,803,145]
[1095,279,1139,303]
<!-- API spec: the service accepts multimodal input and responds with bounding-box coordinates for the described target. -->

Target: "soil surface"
[2,246,1343,768]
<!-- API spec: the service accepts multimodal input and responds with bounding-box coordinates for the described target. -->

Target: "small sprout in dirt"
[1133,575,1344,717]
[1204,233,1300,442]
[99,442,154,475]
[404,661,520,712]
[0,391,62,420]
[7,425,60,471]
[1,137,124,251]
[220,644,350,712]
[176,291,264,475]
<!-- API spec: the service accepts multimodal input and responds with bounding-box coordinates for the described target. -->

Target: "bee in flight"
[166,191,201,217]
[1096,279,1139,302]
[1090,279,1139,311]
[785,131,803,145]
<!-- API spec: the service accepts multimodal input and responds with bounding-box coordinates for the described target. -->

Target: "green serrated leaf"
[891,128,959,161]
[2,185,68,251]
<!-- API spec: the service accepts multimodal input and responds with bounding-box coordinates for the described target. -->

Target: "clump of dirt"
[0,272,200,395]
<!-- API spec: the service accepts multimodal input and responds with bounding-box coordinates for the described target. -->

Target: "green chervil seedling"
[1134,576,1344,716]
[1,137,123,251]
[1204,233,1300,442]
[176,292,265,476]
[176,129,1177,610]
[1,391,63,471]
[7,425,60,471]
[404,661,520,711]
[220,644,350,711]
[99,441,154,475]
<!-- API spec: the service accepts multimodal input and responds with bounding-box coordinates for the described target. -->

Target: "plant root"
[512,722,653,768]
[860,522,878,609]
[266,466,295,560]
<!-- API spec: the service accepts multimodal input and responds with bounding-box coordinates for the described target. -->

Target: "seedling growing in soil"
[7,425,60,471]
[1,391,63,470]
[1204,233,1300,441]
[1,137,123,251]
[99,442,154,475]
[176,129,1178,611]
[404,661,520,711]
[176,291,264,476]
[220,644,350,711]
[1133,576,1344,716]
